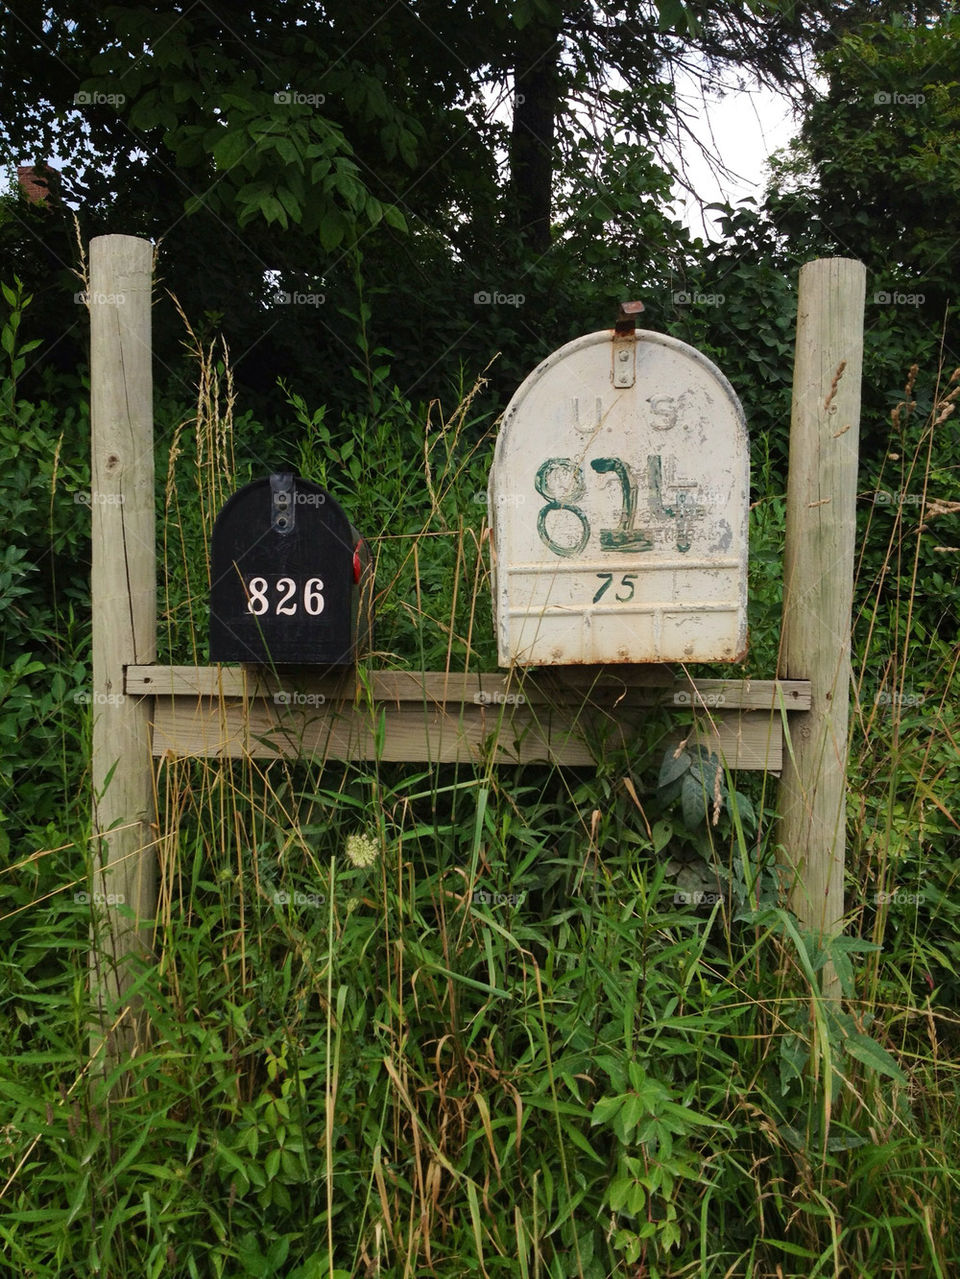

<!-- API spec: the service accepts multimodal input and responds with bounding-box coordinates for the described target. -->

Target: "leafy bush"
[1,288,959,1278]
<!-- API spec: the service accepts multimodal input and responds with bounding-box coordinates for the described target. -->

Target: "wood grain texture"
[126,664,810,711]
[89,235,158,1067]
[778,257,864,973]
[137,678,787,771]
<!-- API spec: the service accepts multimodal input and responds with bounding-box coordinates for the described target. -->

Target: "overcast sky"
[666,76,799,239]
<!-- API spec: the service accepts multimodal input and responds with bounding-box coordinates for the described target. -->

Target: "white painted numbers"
[245,576,325,616]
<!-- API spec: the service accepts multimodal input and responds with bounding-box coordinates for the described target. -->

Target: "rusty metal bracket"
[612,300,643,388]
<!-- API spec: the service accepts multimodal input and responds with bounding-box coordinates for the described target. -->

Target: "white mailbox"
[488,324,749,666]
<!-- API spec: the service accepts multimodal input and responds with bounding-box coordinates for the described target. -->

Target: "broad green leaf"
[730,790,756,829]
[657,0,688,31]
[260,195,288,226]
[843,1030,906,1082]
[618,1092,644,1140]
[212,129,253,171]
[607,1173,632,1212]
[681,770,708,830]
[556,1116,605,1163]
[275,187,303,223]
[318,211,345,250]
[652,818,673,853]
[591,1095,624,1127]
[659,748,690,788]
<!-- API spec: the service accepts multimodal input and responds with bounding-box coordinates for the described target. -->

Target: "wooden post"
[777,258,865,994]
[89,235,157,1067]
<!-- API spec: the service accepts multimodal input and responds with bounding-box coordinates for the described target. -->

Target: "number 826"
[246,576,325,616]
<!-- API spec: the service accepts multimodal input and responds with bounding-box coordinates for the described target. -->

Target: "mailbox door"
[489,329,749,666]
[209,476,362,665]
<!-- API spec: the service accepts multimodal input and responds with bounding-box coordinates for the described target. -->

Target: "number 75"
[593,572,637,603]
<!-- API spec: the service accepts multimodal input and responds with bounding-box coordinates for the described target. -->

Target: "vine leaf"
[658,748,690,789]
[681,771,709,830]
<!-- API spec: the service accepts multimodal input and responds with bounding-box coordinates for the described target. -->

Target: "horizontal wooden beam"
[126,665,810,711]
[126,666,808,771]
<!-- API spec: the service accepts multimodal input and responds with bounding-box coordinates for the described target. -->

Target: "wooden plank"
[778,257,864,993]
[89,234,157,1069]
[150,695,782,771]
[126,665,810,711]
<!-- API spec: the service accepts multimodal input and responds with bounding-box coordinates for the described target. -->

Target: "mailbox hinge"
[271,472,296,534]
[612,299,643,388]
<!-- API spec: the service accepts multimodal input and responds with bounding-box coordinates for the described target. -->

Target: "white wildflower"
[344,832,379,869]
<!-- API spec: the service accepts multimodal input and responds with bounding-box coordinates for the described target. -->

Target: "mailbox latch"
[612,299,643,389]
[271,472,296,534]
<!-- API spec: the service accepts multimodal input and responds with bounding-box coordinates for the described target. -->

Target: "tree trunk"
[509,17,561,255]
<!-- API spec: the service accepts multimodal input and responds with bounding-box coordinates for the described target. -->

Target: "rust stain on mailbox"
[488,325,749,666]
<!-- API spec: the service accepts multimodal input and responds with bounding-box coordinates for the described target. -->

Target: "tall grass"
[1,329,959,1278]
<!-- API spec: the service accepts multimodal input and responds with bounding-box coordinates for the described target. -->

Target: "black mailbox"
[209,473,373,665]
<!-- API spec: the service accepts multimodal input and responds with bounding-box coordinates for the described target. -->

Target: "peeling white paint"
[488,329,749,666]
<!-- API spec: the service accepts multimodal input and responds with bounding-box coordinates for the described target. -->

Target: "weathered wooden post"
[89,234,157,1067]
[777,258,865,993]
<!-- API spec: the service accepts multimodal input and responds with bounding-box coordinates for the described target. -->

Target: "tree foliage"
[0,0,882,417]
[759,8,960,451]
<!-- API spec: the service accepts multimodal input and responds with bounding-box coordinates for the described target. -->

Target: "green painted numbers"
[591,457,653,552]
[535,454,698,557]
[592,572,638,603]
[534,458,590,557]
